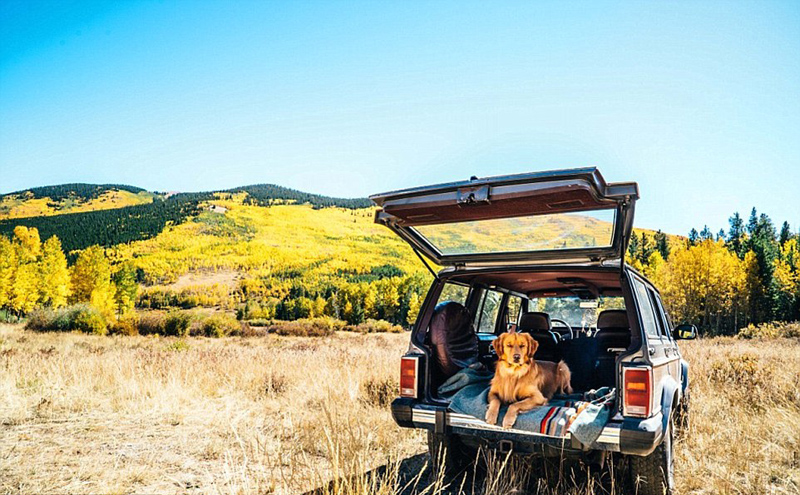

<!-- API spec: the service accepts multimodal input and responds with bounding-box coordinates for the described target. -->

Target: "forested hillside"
[0,184,155,220]
[0,184,372,254]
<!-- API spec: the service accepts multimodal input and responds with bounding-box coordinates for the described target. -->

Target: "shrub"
[262,317,346,337]
[345,318,404,334]
[165,339,189,352]
[25,304,107,335]
[72,307,108,335]
[25,308,59,331]
[738,321,800,339]
[199,314,240,338]
[137,311,167,335]
[163,311,191,337]
[109,314,139,336]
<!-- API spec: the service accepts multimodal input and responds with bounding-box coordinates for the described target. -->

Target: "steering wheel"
[550,318,575,340]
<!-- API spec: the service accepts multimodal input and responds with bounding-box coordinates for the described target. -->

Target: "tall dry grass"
[1,324,799,494]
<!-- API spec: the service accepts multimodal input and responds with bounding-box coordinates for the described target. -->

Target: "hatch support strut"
[414,248,439,280]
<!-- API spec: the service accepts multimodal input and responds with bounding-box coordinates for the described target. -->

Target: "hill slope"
[0,184,156,220]
[0,184,372,254]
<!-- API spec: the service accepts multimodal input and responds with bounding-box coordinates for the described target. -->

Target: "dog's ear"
[493,333,505,358]
[526,334,539,360]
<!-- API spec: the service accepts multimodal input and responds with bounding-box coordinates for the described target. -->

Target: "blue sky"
[1,1,798,235]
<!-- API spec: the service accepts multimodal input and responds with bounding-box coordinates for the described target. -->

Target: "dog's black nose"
[513,354,521,361]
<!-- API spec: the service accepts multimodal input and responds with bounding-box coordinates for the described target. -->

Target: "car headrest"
[519,312,551,331]
[597,310,629,329]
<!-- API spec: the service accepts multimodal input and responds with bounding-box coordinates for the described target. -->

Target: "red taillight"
[400,356,419,398]
[623,368,652,418]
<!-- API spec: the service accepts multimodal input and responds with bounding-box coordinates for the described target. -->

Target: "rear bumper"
[391,398,663,456]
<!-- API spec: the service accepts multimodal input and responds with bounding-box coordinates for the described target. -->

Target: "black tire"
[629,415,675,495]
[427,431,475,481]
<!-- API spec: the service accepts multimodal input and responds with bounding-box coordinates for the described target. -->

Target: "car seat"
[594,310,632,388]
[428,301,479,389]
[518,311,561,362]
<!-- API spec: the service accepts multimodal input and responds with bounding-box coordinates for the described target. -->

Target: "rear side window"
[506,296,524,326]
[477,289,503,334]
[439,283,470,306]
[632,278,660,339]
[652,293,673,340]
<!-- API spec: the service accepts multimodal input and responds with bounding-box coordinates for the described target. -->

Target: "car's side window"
[647,289,669,339]
[439,282,470,306]
[506,295,524,326]
[477,289,504,334]
[652,293,673,341]
[632,278,661,339]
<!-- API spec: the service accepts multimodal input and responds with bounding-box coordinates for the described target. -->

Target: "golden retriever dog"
[485,331,573,429]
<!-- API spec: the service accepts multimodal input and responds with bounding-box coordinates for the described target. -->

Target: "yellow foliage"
[0,190,154,220]
[39,236,71,308]
[657,240,748,332]
[13,225,41,261]
[0,236,15,308]
[70,246,115,318]
[774,239,799,295]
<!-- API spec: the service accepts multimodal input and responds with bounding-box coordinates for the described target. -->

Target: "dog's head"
[493,331,538,366]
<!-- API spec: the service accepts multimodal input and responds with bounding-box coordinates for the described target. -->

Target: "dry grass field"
[1,323,799,495]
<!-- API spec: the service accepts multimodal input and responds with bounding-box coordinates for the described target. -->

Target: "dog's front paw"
[485,407,499,425]
[502,412,518,429]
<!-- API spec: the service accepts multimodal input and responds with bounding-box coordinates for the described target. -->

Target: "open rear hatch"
[371,167,638,268]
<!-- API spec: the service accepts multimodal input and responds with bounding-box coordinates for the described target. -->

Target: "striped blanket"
[438,366,613,444]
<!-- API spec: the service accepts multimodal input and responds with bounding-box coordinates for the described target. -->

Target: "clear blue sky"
[1,1,798,236]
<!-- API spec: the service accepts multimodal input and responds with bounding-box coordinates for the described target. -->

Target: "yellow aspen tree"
[10,260,39,315]
[70,245,115,317]
[406,292,421,326]
[643,251,666,287]
[39,236,70,308]
[10,226,42,315]
[0,236,16,310]
[12,226,41,261]
[111,261,138,316]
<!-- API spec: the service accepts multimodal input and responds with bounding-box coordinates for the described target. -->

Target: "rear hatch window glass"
[412,209,616,257]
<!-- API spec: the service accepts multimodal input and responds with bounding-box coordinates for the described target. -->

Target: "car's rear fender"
[659,374,681,433]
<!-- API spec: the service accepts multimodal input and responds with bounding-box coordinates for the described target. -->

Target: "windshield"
[411,209,616,257]
[529,296,625,332]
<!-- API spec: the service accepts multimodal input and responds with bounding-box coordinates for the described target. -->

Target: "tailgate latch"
[457,185,490,206]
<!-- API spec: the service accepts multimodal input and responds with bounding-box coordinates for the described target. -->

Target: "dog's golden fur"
[485,331,573,428]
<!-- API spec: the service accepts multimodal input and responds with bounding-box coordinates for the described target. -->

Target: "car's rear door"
[370,167,639,268]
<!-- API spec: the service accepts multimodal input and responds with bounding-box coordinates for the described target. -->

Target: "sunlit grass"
[2,326,796,494]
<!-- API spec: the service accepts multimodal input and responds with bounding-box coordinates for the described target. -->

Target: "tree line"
[0,226,137,319]
[2,205,797,337]
[629,208,799,335]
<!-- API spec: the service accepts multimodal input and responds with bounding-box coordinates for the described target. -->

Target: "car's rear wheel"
[427,431,475,482]
[629,415,675,495]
